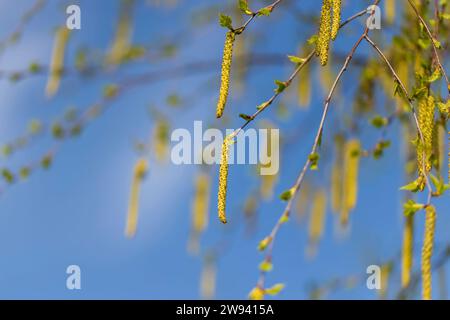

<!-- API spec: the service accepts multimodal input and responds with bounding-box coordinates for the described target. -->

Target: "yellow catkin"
[217,137,230,223]
[340,139,360,226]
[331,135,344,214]
[422,205,436,300]
[297,58,311,108]
[46,27,70,97]
[125,158,148,237]
[153,118,170,162]
[216,31,235,118]
[417,95,435,190]
[385,0,395,24]
[107,2,132,65]
[432,122,445,173]
[331,0,341,41]
[309,189,327,243]
[192,173,210,233]
[379,262,392,299]
[200,257,216,299]
[316,0,332,66]
[401,214,414,288]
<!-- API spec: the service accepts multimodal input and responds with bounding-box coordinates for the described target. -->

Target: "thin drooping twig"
[234,0,284,35]
[255,1,381,292]
[407,0,449,96]
[364,35,434,204]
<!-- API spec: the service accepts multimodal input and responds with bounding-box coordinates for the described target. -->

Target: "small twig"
[407,0,450,97]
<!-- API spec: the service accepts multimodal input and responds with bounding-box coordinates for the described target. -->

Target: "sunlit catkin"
[153,118,170,162]
[331,135,344,214]
[422,205,436,300]
[307,189,327,257]
[417,95,435,190]
[217,137,231,223]
[340,139,360,226]
[401,214,414,288]
[125,158,148,237]
[331,0,341,41]
[316,0,332,66]
[107,1,133,65]
[46,27,70,97]
[298,60,311,108]
[216,31,235,118]
[192,173,210,234]
[385,0,395,24]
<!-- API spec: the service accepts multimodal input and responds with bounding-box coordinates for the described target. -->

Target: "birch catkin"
[417,95,435,190]
[308,189,327,244]
[217,137,230,223]
[340,139,360,226]
[216,31,235,118]
[331,0,341,41]
[316,0,332,66]
[422,205,436,300]
[46,27,70,97]
[192,172,210,233]
[402,214,414,288]
[125,158,148,237]
[331,135,344,214]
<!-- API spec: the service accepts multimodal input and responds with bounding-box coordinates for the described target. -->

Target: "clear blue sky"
[0,0,448,299]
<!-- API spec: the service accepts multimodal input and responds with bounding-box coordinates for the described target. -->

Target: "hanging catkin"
[331,0,341,41]
[216,31,235,118]
[422,205,436,300]
[385,0,395,24]
[331,135,344,214]
[297,49,311,108]
[308,189,327,243]
[153,118,170,162]
[316,0,332,66]
[200,256,216,299]
[340,139,360,226]
[417,95,435,190]
[46,27,70,97]
[217,136,231,223]
[307,189,327,258]
[125,158,148,237]
[192,172,210,234]
[107,1,133,65]
[401,214,414,288]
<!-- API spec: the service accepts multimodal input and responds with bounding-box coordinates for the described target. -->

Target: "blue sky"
[0,0,448,299]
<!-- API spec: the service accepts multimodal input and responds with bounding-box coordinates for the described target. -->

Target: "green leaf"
[238,0,253,15]
[219,14,233,29]
[287,55,306,64]
[264,283,285,296]
[400,179,421,192]
[258,236,272,251]
[279,187,296,201]
[403,199,424,216]
[259,260,273,272]
[274,80,287,94]
[308,152,320,170]
[239,113,253,121]
[370,115,388,128]
[258,7,272,16]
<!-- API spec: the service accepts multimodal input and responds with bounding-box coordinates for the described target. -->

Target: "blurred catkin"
[297,59,311,108]
[107,1,133,65]
[125,158,148,237]
[309,190,327,242]
[153,118,170,162]
[192,173,210,234]
[401,214,414,288]
[217,137,230,223]
[340,139,360,226]
[331,0,341,41]
[385,0,395,24]
[200,257,216,299]
[46,27,70,97]
[422,205,436,300]
[216,31,235,118]
[316,0,332,66]
[417,95,435,190]
[331,135,344,214]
